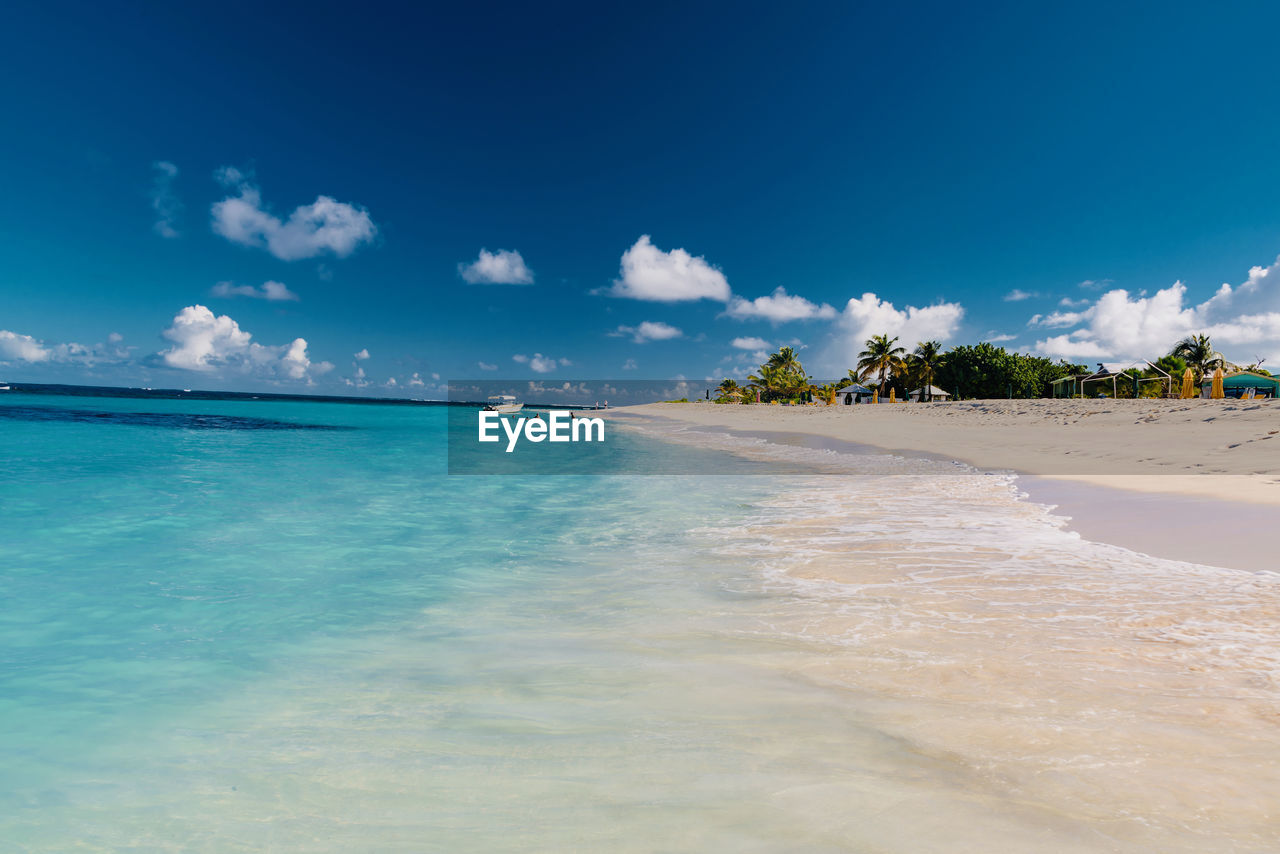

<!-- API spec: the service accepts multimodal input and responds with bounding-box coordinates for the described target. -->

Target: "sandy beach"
[609,398,1280,506]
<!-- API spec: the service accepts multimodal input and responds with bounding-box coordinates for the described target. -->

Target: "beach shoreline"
[606,400,1280,573]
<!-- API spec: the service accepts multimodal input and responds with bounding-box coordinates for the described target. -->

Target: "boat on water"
[483,394,523,414]
[0,384,10,391]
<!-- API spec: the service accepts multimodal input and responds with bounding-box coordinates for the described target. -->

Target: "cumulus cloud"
[478,361,498,371]
[0,330,53,362]
[731,336,770,350]
[1003,289,1039,302]
[211,280,300,301]
[0,329,130,366]
[610,320,682,343]
[1033,333,1112,360]
[605,235,731,302]
[622,358,638,370]
[1029,257,1280,363]
[512,353,565,373]
[210,167,377,261]
[1027,310,1084,328]
[458,248,534,285]
[724,287,836,322]
[827,293,965,372]
[354,348,370,360]
[151,161,181,239]
[158,304,327,381]
[408,372,425,387]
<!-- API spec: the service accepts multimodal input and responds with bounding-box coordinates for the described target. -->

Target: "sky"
[4,0,1280,395]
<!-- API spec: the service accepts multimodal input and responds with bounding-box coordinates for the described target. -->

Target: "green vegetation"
[934,343,1085,399]
[718,332,1247,403]
[1170,334,1225,384]
[854,334,907,395]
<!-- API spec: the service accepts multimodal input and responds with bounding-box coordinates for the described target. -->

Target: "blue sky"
[4,0,1280,394]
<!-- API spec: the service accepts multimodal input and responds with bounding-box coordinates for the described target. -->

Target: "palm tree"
[856,334,907,394]
[766,346,803,375]
[716,378,743,402]
[907,340,943,401]
[813,382,838,405]
[1171,334,1225,383]
[752,347,810,401]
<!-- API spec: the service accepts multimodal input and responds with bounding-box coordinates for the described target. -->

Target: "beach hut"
[1050,373,1091,398]
[835,382,874,405]
[1198,370,1279,399]
[1068,361,1173,398]
[908,385,951,402]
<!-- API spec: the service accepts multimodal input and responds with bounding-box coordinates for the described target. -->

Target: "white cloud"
[0,330,130,366]
[408,372,425,387]
[478,361,498,371]
[458,248,534,285]
[1059,297,1090,308]
[280,338,313,379]
[354,348,370,360]
[513,353,563,373]
[1027,310,1084,328]
[606,235,731,302]
[610,320,683,343]
[158,304,326,381]
[150,161,181,239]
[983,333,1018,343]
[1003,289,1038,302]
[731,336,771,350]
[825,293,964,373]
[1032,333,1112,360]
[725,287,836,322]
[622,358,638,370]
[1028,256,1280,363]
[0,330,52,362]
[210,167,377,261]
[842,293,964,345]
[211,280,300,301]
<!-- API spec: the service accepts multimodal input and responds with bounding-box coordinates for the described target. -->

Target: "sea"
[1,386,1277,852]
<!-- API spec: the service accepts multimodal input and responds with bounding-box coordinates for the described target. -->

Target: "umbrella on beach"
[873,389,879,404]
[889,388,896,403]
[1180,368,1195,399]
[1210,368,1225,399]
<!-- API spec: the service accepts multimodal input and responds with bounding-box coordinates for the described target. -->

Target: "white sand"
[609,398,1280,506]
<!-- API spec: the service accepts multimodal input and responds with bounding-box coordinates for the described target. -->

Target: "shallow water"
[2,393,1277,851]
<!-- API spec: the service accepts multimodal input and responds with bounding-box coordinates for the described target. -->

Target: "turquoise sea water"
[4,391,1279,852]
[0,392,859,850]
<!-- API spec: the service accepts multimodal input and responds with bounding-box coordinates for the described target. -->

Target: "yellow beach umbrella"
[873,389,879,404]
[1210,368,1225,399]
[1180,368,1195,399]
[889,388,896,403]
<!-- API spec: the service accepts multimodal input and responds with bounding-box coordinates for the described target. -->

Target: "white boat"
[0,385,9,391]
[483,394,523,414]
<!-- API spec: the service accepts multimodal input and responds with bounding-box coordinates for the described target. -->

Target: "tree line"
[715,333,1254,403]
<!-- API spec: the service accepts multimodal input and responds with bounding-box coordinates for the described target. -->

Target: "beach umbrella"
[1180,368,1195,398]
[1210,368,1225,399]
[889,388,896,403]
[873,389,879,404]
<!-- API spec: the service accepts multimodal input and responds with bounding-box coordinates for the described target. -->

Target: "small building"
[835,382,874,404]
[908,385,951,402]
[1199,370,1280,399]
